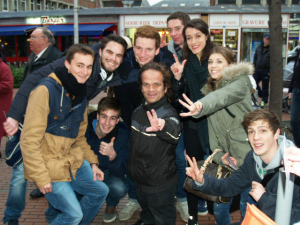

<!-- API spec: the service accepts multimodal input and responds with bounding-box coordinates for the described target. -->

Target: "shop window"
[17,36,30,57]
[63,4,68,9]
[36,0,42,10]
[14,0,18,11]
[21,0,26,11]
[2,0,9,11]
[1,36,16,57]
[242,0,260,4]
[218,0,236,5]
[292,0,300,4]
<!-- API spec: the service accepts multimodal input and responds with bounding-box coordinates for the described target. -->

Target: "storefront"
[119,14,201,45]
[0,15,118,62]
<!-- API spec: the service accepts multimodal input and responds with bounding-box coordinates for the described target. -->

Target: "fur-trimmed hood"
[221,62,254,81]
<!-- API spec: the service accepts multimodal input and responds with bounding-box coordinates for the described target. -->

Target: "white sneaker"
[176,201,189,222]
[119,199,140,221]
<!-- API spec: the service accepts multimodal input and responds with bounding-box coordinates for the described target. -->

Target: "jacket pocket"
[45,158,71,181]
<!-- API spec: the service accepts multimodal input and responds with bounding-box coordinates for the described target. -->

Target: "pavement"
[0,90,291,225]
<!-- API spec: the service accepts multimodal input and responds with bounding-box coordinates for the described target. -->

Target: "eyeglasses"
[29,36,45,40]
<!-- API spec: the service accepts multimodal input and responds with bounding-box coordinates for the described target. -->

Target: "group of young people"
[2,10,300,225]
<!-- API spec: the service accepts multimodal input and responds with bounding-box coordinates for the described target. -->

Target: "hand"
[92,164,104,181]
[3,117,19,136]
[170,54,187,80]
[288,93,292,99]
[179,94,203,117]
[99,137,116,160]
[221,153,238,166]
[186,155,205,184]
[39,183,53,195]
[145,109,165,132]
[249,181,266,202]
[160,31,169,48]
[286,146,300,177]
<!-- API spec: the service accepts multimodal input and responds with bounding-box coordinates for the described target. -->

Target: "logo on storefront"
[41,16,66,25]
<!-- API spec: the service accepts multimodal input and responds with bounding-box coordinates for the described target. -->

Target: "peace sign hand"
[179,94,203,117]
[145,109,165,132]
[170,54,187,81]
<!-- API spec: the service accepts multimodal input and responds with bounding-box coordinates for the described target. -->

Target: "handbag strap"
[201,149,222,172]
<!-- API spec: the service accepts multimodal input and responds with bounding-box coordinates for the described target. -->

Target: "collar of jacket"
[142,95,168,111]
[36,44,54,61]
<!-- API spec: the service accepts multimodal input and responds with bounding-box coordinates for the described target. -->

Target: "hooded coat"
[194,62,254,168]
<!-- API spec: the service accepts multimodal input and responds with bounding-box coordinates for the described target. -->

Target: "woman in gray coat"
[180,46,255,225]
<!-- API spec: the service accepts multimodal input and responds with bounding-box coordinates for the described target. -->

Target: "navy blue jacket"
[86,111,130,177]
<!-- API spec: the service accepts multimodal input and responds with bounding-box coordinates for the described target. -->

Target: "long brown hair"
[182,19,214,64]
[206,46,234,91]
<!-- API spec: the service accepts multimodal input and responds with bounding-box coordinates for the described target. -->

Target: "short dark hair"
[66,44,95,64]
[36,27,55,44]
[167,11,191,27]
[242,109,281,135]
[97,97,121,117]
[139,62,172,102]
[101,34,127,53]
[134,25,160,50]
[183,19,214,63]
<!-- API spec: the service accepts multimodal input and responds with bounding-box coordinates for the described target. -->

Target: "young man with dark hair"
[186,109,300,224]
[20,44,109,225]
[129,62,181,225]
[85,97,130,223]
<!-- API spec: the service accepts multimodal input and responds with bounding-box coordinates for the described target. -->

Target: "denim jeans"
[45,160,109,225]
[175,133,187,201]
[291,87,300,148]
[136,185,177,225]
[213,187,256,225]
[254,71,270,103]
[3,162,27,224]
[104,170,128,207]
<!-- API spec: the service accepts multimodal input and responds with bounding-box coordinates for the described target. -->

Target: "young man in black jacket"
[186,109,300,224]
[129,62,181,225]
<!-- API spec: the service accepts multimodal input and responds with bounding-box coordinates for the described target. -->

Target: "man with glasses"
[23,27,62,81]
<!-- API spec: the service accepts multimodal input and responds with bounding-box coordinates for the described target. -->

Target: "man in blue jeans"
[20,44,109,225]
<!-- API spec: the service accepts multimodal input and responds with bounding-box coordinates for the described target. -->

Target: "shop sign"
[26,16,66,25]
[124,14,199,28]
[209,14,240,27]
[242,14,288,28]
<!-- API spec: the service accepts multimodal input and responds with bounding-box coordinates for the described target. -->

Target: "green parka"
[194,62,254,168]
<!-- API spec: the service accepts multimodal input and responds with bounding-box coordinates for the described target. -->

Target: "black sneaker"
[103,206,117,223]
[29,188,44,198]
[187,216,198,225]
[8,219,19,225]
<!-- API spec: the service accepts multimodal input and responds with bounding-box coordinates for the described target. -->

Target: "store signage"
[210,14,240,27]
[124,14,200,28]
[241,14,288,28]
[26,16,67,25]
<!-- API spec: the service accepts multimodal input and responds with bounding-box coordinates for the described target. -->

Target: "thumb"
[110,137,115,144]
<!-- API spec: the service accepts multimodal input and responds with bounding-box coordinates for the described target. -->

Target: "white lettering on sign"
[41,16,66,25]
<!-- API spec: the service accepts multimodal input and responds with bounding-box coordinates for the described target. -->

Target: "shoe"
[187,216,198,225]
[103,206,117,223]
[119,198,140,221]
[198,199,208,216]
[260,101,265,108]
[133,219,155,225]
[29,188,44,198]
[176,201,189,222]
[7,219,19,225]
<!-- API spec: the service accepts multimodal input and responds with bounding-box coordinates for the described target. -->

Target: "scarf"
[183,52,210,151]
[55,67,86,107]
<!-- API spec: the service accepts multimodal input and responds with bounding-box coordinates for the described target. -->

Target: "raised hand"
[186,155,205,184]
[170,54,187,81]
[179,94,203,117]
[99,137,116,160]
[145,109,165,132]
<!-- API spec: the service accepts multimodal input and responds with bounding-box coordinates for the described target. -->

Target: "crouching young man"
[186,109,300,224]
[20,44,109,225]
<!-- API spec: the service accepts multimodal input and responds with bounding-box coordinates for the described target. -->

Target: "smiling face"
[247,120,280,164]
[141,69,167,104]
[167,19,185,48]
[185,27,207,55]
[64,52,93,84]
[133,37,160,67]
[96,109,120,138]
[99,41,124,73]
[208,53,229,80]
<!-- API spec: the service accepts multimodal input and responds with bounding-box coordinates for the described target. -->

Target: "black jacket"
[253,43,270,72]
[128,96,181,193]
[7,44,122,122]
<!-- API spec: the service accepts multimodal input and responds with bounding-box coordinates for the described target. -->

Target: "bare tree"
[268,0,283,120]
